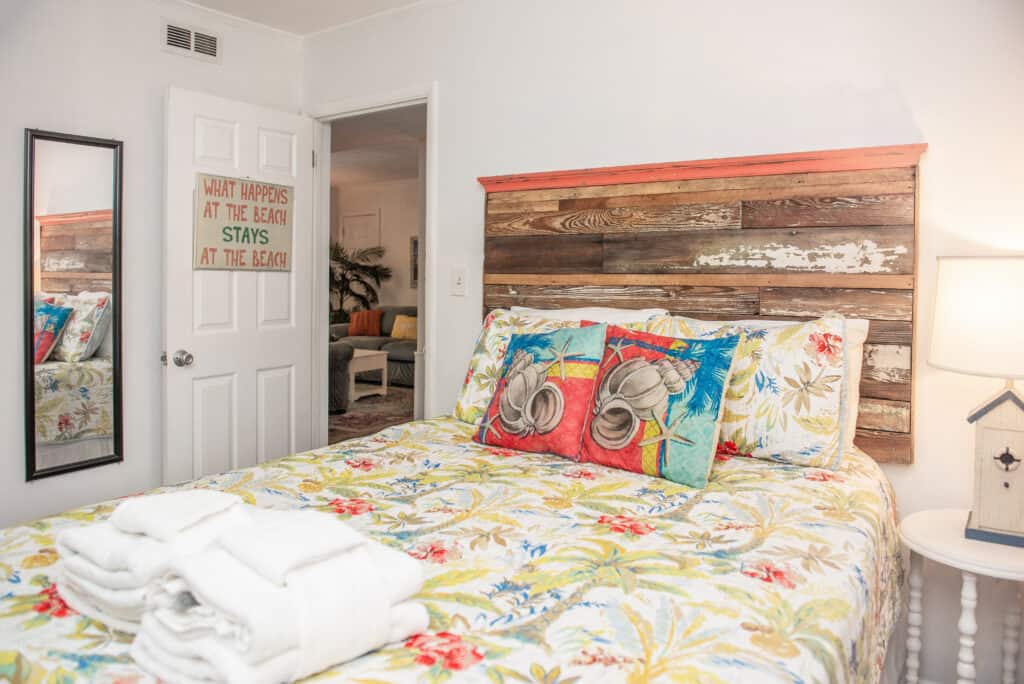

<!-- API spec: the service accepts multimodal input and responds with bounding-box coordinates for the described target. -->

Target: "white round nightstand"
[900,508,1024,684]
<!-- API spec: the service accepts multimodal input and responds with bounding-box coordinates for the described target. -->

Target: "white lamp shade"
[929,256,1024,379]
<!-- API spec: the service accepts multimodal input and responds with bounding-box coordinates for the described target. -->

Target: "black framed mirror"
[24,129,123,480]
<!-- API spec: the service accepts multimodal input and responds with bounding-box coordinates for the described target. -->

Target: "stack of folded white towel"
[56,490,429,684]
[57,489,251,633]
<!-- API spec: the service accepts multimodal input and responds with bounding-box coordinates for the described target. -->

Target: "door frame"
[308,82,439,446]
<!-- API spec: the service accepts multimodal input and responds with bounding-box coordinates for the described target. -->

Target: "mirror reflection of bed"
[30,136,118,473]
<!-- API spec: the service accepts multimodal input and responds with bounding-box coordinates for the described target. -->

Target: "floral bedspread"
[0,417,901,683]
[33,358,113,444]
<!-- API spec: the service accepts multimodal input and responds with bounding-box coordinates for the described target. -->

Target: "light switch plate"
[449,266,467,297]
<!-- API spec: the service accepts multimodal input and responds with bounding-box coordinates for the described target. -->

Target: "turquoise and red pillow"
[474,325,606,458]
[580,326,741,488]
[33,302,74,363]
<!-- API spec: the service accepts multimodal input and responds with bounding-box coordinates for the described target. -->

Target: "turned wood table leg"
[957,571,978,684]
[1004,585,1021,684]
[906,550,923,684]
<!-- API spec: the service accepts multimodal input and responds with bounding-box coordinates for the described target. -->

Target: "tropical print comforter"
[0,417,901,683]
[33,358,113,444]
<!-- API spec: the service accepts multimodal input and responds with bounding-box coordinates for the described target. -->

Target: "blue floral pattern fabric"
[0,417,900,683]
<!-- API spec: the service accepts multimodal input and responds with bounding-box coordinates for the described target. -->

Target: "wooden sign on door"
[194,172,293,271]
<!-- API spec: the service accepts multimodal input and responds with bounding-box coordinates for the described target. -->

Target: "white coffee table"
[349,349,388,401]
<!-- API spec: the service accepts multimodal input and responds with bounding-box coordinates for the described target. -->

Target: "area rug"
[328,385,415,444]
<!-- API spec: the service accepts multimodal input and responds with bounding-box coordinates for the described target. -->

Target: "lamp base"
[965,510,1024,548]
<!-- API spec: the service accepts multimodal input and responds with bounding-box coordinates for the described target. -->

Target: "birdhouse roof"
[967,388,1024,423]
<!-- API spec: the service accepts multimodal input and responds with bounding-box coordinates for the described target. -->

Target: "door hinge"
[312,150,316,168]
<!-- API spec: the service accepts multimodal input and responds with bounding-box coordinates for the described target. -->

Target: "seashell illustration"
[498,349,565,436]
[598,358,668,421]
[590,396,640,450]
[526,384,564,434]
[654,357,701,394]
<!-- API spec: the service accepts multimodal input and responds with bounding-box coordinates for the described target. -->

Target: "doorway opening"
[324,103,427,444]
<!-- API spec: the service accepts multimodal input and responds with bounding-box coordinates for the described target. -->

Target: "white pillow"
[509,306,667,323]
[720,318,868,448]
[648,315,869,451]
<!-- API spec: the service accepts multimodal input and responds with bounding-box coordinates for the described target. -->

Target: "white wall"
[0,0,302,526]
[333,176,421,308]
[303,1,1024,681]
[34,140,113,216]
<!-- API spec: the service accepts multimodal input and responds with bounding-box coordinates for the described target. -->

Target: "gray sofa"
[329,305,417,414]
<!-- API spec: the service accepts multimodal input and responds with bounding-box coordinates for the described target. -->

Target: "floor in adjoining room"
[328,385,415,444]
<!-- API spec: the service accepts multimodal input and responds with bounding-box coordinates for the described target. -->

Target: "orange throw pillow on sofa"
[349,309,383,336]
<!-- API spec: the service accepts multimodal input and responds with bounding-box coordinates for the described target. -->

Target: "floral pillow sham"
[33,303,74,363]
[454,310,579,424]
[579,325,740,489]
[646,314,851,469]
[49,292,112,362]
[473,325,606,458]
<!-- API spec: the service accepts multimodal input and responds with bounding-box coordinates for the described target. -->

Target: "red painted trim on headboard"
[36,209,113,226]
[477,143,928,193]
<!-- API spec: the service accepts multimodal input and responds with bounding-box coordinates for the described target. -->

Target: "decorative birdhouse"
[965,386,1024,547]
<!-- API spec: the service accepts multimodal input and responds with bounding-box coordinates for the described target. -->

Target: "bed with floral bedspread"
[0,417,900,683]
[33,358,113,444]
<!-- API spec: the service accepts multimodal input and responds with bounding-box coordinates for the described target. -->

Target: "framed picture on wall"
[341,209,381,249]
[410,236,419,289]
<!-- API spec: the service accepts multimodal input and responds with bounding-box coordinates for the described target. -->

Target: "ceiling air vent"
[163,21,220,63]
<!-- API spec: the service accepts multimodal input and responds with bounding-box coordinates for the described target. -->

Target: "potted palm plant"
[329,244,393,323]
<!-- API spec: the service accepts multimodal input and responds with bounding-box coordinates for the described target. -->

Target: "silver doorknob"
[172,350,195,367]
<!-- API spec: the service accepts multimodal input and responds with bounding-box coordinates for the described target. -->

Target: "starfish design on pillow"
[544,339,584,381]
[639,412,695,449]
[603,338,634,367]
[479,413,503,442]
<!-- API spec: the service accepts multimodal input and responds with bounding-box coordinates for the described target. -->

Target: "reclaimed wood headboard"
[478,144,926,464]
[36,209,113,294]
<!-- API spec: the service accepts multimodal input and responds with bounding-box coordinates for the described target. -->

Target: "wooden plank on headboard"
[479,144,926,464]
[37,210,113,294]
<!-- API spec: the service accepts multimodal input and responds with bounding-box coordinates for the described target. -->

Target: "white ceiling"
[188,0,423,35]
[331,104,426,185]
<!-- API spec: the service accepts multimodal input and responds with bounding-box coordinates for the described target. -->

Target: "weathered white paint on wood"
[863,344,912,383]
[693,238,909,274]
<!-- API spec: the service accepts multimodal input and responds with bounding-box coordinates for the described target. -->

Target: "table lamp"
[930,256,1024,546]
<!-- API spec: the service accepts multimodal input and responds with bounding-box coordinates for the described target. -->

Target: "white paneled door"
[164,87,314,484]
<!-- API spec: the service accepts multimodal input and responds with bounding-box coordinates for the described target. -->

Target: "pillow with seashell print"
[579,325,741,489]
[454,310,582,425]
[473,324,607,458]
[454,308,665,426]
[645,314,853,469]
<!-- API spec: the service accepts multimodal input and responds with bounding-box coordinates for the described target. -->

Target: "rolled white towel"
[58,502,250,584]
[57,578,144,634]
[57,523,170,586]
[218,509,365,585]
[111,490,242,541]
[366,541,426,606]
[55,493,249,631]
[132,613,299,684]
[137,510,429,683]
[148,547,300,662]
[132,601,428,684]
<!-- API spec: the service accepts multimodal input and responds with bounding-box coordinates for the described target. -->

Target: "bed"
[33,357,115,470]
[0,417,899,683]
[1,144,922,682]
